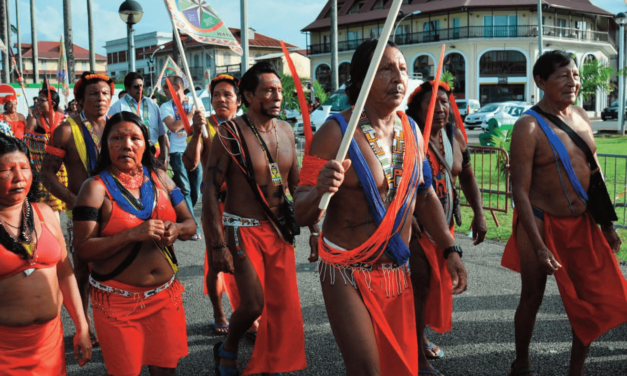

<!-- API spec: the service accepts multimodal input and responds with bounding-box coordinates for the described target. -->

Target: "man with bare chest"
[41,72,116,344]
[206,62,315,376]
[503,50,627,376]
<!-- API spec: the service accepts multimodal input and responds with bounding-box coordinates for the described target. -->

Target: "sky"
[5,0,626,56]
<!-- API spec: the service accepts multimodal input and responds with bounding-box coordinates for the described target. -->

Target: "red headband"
[210,74,239,94]
[2,95,17,104]
[74,73,115,98]
[407,80,451,106]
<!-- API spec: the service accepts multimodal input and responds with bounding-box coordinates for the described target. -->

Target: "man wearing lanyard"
[108,72,168,165]
[161,75,202,240]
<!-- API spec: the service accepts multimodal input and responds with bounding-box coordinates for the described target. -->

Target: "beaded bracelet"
[212,243,228,251]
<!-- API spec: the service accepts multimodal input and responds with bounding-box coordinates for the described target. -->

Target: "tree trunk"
[0,0,8,83]
[30,0,37,83]
[63,0,74,83]
[86,0,95,72]
[15,0,22,76]
[5,0,11,82]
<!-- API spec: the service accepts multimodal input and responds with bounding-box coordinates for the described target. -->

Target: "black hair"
[92,112,160,177]
[533,50,576,82]
[210,77,240,98]
[406,81,453,132]
[118,90,127,99]
[124,72,144,89]
[0,132,43,204]
[38,88,60,111]
[75,71,115,102]
[238,61,280,107]
[346,39,401,105]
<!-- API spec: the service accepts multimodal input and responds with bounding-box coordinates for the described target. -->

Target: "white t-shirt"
[160,95,192,154]
[108,96,166,146]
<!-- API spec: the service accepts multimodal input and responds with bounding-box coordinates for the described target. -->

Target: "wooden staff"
[318,0,403,210]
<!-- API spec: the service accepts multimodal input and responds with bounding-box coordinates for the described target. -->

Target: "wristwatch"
[443,245,463,259]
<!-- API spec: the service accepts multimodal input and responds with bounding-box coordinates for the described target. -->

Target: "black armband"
[462,148,471,167]
[443,245,463,259]
[73,206,100,222]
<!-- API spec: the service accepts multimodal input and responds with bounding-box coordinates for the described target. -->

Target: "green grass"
[461,134,627,261]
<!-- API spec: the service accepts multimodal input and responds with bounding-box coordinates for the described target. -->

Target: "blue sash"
[329,113,421,265]
[525,109,588,202]
[99,166,155,220]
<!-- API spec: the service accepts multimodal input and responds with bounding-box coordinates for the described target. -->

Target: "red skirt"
[502,209,627,346]
[418,225,455,334]
[236,222,307,375]
[91,278,188,376]
[0,315,66,375]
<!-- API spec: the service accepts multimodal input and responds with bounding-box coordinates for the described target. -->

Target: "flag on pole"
[0,39,6,53]
[56,35,70,105]
[153,55,189,94]
[164,0,243,55]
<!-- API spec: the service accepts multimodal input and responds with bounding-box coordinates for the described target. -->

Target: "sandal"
[213,342,239,376]
[424,343,445,360]
[210,320,229,335]
[509,362,535,376]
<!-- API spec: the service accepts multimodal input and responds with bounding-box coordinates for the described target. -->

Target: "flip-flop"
[423,343,445,360]
[210,320,229,335]
[213,342,239,376]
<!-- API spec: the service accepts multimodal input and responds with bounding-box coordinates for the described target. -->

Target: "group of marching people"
[0,38,626,376]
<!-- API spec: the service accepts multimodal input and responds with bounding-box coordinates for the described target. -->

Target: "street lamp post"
[616,12,626,135]
[149,45,165,90]
[118,0,143,73]
[393,10,421,44]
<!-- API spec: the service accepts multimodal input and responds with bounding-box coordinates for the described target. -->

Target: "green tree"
[579,59,614,102]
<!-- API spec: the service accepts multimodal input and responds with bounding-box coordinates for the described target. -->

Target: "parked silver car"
[464,102,531,131]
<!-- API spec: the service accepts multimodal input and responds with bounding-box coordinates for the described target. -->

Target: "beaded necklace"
[0,198,36,258]
[107,166,146,189]
[244,115,282,186]
[357,110,405,202]
[80,111,103,152]
[125,95,150,129]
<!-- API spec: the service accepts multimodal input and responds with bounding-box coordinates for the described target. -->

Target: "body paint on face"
[0,152,32,205]
[108,121,146,174]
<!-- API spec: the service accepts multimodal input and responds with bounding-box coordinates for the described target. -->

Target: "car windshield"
[610,101,618,107]
[477,104,499,113]
[322,90,351,112]
[456,100,467,107]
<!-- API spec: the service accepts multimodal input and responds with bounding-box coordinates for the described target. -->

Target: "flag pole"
[169,19,209,138]
[150,58,168,97]
[318,0,403,210]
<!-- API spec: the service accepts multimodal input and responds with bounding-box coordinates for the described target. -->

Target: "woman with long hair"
[0,131,91,374]
[73,111,196,376]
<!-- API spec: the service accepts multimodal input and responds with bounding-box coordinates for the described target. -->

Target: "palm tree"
[0,0,8,82]
[87,0,95,72]
[30,0,38,83]
[63,0,74,83]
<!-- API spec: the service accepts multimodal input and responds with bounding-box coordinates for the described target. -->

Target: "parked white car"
[455,99,481,120]
[478,103,532,131]
[464,102,531,131]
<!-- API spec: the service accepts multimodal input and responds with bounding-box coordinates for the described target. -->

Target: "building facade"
[20,41,107,83]
[303,0,618,116]
[104,31,173,82]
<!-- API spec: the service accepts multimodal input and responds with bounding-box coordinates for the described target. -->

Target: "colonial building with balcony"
[302,0,618,116]
[105,31,173,82]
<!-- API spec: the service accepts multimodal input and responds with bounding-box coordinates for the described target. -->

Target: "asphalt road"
[61,206,627,376]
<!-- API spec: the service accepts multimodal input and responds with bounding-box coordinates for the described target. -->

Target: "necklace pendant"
[269,162,282,186]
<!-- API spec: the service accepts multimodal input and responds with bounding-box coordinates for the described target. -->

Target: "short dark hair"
[238,61,280,107]
[38,88,60,111]
[74,71,115,101]
[533,50,576,81]
[346,39,401,105]
[124,72,144,89]
[92,112,160,177]
[118,90,127,99]
[210,76,240,98]
[406,81,451,131]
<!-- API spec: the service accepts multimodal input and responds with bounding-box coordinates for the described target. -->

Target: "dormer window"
[349,1,365,14]
[372,0,386,10]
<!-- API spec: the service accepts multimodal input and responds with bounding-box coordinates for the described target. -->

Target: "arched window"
[444,53,466,99]
[315,64,331,93]
[413,55,434,80]
[479,50,526,77]
[339,62,351,88]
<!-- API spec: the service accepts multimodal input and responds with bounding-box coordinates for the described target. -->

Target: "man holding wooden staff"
[294,39,467,376]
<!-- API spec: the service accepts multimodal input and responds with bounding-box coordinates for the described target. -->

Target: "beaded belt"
[89,274,176,299]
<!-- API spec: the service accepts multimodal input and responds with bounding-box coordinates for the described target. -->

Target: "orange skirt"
[91,278,188,376]
[0,315,66,375]
[418,225,455,334]
[502,209,627,346]
[234,222,307,375]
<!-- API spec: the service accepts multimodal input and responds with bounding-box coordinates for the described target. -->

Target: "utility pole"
[87,0,96,72]
[0,0,8,83]
[63,0,74,83]
[240,0,249,73]
[172,26,181,67]
[537,0,543,56]
[30,0,37,83]
[330,0,338,92]
[15,0,21,75]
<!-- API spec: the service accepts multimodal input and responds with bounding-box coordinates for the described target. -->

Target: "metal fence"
[598,153,627,229]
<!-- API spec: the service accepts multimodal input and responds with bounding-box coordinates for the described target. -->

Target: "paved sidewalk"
[63,210,627,375]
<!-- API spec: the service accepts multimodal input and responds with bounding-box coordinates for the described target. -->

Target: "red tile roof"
[302,0,613,31]
[144,28,299,57]
[19,41,105,60]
